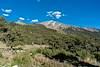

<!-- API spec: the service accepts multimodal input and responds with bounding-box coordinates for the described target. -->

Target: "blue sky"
[0,0,100,28]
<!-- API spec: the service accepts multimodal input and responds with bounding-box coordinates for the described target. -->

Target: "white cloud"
[46,11,65,19]
[55,14,62,19]
[31,19,39,23]
[19,17,25,20]
[47,11,53,14]
[1,9,12,13]
[52,11,62,19]
[52,11,61,15]
[46,11,53,17]
[2,13,9,17]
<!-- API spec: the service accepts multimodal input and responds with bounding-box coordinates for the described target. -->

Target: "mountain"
[40,20,100,32]
[40,20,71,30]
[83,27,99,32]
[15,21,26,25]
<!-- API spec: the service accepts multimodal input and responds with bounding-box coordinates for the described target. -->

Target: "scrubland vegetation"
[0,17,100,67]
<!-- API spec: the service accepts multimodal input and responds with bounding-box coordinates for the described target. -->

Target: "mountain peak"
[40,20,100,32]
[40,20,71,30]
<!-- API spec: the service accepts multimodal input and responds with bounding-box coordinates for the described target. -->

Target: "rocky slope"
[40,20,100,32]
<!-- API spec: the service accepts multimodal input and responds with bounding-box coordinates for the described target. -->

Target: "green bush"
[94,52,100,62]
[76,49,94,59]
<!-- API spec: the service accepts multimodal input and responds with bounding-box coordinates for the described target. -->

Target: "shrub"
[94,52,100,62]
[76,49,94,60]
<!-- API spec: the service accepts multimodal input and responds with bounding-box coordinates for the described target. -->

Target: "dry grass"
[33,54,73,67]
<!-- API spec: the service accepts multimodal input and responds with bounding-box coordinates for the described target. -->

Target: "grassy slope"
[0,18,100,66]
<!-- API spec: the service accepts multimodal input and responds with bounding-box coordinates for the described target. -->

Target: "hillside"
[0,17,100,67]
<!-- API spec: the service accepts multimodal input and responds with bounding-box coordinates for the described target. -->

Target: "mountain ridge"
[39,20,100,32]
